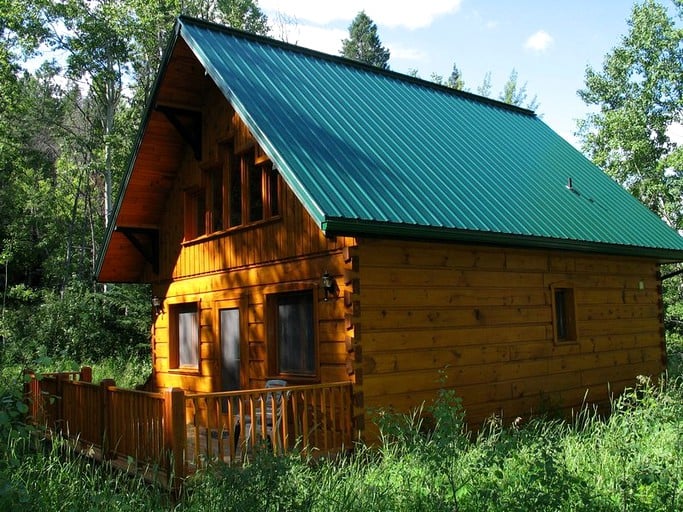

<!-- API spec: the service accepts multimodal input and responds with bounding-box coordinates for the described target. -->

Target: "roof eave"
[321,218,683,263]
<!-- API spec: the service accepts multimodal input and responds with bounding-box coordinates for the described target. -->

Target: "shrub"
[1,281,150,365]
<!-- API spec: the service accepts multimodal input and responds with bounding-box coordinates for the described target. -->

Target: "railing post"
[100,379,115,458]
[54,373,66,434]
[22,369,36,423]
[80,367,93,383]
[164,388,185,494]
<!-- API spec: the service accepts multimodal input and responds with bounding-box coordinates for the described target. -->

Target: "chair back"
[265,379,287,414]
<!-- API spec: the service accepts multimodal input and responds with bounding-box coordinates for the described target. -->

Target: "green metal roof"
[176,17,683,260]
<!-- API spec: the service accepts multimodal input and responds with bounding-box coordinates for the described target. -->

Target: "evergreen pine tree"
[341,11,390,69]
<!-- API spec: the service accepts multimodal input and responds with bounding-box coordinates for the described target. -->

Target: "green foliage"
[477,71,492,97]
[446,62,465,90]
[341,11,390,69]
[1,281,151,365]
[0,367,33,442]
[578,0,683,230]
[215,0,269,35]
[498,68,540,110]
[0,435,171,511]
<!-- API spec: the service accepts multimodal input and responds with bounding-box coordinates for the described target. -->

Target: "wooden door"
[219,307,241,391]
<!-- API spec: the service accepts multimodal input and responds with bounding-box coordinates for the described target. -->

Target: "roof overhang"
[322,217,683,263]
[96,26,208,282]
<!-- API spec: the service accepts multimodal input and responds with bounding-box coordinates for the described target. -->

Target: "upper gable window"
[208,165,224,232]
[184,187,206,240]
[184,144,280,241]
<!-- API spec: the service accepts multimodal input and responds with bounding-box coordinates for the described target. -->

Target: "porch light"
[152,296,164,316]
[321,271,338,301]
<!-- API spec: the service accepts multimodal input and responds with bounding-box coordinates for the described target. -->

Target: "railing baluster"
[302,389,310,457]
[332,385,338,445]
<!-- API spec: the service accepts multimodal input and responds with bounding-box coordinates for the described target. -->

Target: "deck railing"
[24,368,353,490]
[186,382,353,469]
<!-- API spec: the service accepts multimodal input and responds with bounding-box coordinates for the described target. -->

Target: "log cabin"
[96,16,683,440]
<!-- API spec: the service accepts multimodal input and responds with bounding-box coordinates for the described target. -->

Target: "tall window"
[247,155,263,222]
[220,308,241,391]
[268,164,279,217]
[171,303,199,369]
[229,154,242,227]
[271,290,316,377]
[184,188,206,240]
[208,165,224,232]
[552,286,577,343]
[184,146,280,240]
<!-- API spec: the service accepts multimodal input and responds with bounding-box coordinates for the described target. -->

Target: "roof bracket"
[156,105,202,160]
[116,227,160,275]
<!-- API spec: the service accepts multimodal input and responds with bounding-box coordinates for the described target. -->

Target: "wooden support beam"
[115,226,159,274]
[156,104,202,160]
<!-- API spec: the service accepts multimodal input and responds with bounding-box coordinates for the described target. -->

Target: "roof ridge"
[177,15,536,118]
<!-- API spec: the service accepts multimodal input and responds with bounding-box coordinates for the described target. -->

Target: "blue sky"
[259,0,640,149]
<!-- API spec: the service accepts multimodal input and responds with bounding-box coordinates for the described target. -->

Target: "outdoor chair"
[235,379,288,452]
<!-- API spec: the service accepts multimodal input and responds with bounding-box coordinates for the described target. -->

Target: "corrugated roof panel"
[178,17,683,258]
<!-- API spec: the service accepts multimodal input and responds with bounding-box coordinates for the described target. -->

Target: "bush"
[0,281,150,365]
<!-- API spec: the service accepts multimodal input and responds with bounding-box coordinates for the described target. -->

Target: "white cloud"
[386,43,426,61]
[524,30,554,52]
[279,24,347,55]
[260,0,462,30]
[667,122,683,145]
[272,23,425,63]
[485,20,499,30]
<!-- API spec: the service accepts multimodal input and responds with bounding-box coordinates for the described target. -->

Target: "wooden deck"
[24,368,353,490]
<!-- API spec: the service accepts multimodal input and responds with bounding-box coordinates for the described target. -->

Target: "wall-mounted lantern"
[152,296,164,316]
[321,271,339,301]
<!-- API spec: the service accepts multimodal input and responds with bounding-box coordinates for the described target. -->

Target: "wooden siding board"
[362,305,552,330]
[362,286,548,308]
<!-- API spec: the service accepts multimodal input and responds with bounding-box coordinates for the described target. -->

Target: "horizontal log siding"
[150,83,354,393]
[356,239,664,429]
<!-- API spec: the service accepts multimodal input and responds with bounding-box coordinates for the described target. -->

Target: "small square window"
[553,286,577,343]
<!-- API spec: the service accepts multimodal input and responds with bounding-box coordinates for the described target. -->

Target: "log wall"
[350,239,665,432]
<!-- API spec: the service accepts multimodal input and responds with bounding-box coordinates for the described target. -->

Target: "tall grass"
[180,378,683,511]
[0,435,170,511]
[2,367,683,511]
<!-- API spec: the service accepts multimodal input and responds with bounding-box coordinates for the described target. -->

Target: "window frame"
[266,286,319,381]
[183,186,206,241]
[550,283,578,344]
[183,144,281,242]
[206,163,226,233]
[169,302,201,372]
[241,149,279,225]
